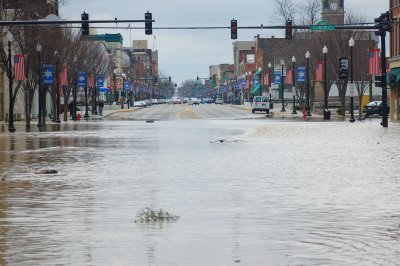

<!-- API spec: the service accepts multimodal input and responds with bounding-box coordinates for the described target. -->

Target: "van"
[251,96,270,113]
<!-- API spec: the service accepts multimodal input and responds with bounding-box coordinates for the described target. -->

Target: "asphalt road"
[108,103,267,120]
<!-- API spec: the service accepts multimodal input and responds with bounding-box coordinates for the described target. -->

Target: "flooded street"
[1,119,400,265]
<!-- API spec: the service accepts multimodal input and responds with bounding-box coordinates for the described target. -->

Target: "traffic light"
[375,75,383,87]
[168,76,171,82]
[285,20,292,40]
[231,19,237,40]
[145,11,152,35]
[81,12,89,36]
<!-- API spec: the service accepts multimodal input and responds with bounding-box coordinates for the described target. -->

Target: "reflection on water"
[0,120,400,265]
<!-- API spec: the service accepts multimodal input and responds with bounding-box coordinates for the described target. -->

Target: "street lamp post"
[306,51,311,116]
[54,50,61,123]
[36,43,43,127]
[292,56,297,114]
[323,45,331,120]
[7,32,15,132]
[349,37,355,123]
[280,59,286,112]
[258,67,262,96]
[72,56,78,121]
[268,62,273,109]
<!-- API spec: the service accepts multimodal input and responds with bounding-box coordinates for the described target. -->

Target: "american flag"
[14,54,26,81]
[368,49,381,75]
[315,62,323,81]
[59,65,68,86]
[285,68,293,84]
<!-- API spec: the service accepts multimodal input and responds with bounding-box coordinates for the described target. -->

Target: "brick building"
[389,0,400,120]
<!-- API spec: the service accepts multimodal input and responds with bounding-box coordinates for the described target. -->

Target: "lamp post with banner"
[268,62,273,109]
[280,59,286,112]
[95,74,104,115]
[349,37,355,123]
[305,51,311,116]
[323,45,331,120]
[42,63,54,124]
[291,56,297,114]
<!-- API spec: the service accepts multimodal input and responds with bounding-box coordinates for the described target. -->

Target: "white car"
[133,101,146,107]
[188,98,200,105]
[215,98,224,104]
[173,97,182,104]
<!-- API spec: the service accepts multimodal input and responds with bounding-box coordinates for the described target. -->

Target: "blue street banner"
[253,75,259,86]
[42,64,54,84]
[297,66,306,82]
[235,82,239,90]
[77,71,87,86]
[124,81,130,91]
[226,85,229,92]
[96,74,104,87]
[241,79,246,88]
[274,71,282,84]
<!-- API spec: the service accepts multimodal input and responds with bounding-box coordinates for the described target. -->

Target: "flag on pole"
[315,62,323,81]
[14,54,26,81]
[285,69,292,84]
[368,49,381,75]
[116,78,123,89]
[60,65,68,86]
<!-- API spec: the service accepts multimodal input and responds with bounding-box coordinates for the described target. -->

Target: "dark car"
[363,101,389,117]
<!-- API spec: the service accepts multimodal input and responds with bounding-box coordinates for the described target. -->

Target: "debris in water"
[210,137,243,144]
[134,207,179,223]
[35,169,58,174]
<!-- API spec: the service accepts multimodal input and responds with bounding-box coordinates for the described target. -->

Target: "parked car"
[215,98,224,105]
[203,98,214,104]
[251,96,270,114]
[144,99,152,107]
[183,97,189,103]
[363,101,389,117]
[173,97,182,104]
[158,99,166,104]
[188,97,200,105]
[133,101,146,107]
[151,99,159,105]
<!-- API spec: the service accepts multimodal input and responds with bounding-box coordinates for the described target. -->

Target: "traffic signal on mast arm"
[231,19,237,40]
[285,20,293,40]
[168,76,171,82]
[145,11,152,35]
[81,12,89,35]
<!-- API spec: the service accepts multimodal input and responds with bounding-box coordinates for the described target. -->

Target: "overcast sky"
[61,0,389,85]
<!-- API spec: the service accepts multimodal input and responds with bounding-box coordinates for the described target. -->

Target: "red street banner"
[60,65,68,86]
[263,73,269,85]
[87,74,95,88]
[14,54,26,81]
[285,68,292,84]
[315,62,323,81]
[368,49,381,75]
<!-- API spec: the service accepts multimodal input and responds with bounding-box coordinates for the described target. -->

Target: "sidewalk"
[230,102,349,121]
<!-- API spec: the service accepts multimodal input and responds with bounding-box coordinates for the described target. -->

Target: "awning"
[389,68,400,82]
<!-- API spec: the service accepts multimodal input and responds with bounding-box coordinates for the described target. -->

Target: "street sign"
[77,71,87,86]
[96,74,104,87]
[241,79,246,88]
[339,57,349,80]
[42,64,54,84]
[310,20,336,31]
[297,66,306,82]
